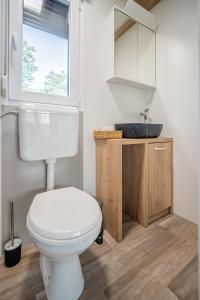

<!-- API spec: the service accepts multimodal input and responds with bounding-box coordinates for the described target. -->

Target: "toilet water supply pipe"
[45,158,57,191]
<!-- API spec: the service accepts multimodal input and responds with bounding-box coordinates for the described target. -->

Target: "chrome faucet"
[140,108,152,124]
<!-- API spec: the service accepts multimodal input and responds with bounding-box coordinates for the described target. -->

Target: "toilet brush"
[4,201,22,268]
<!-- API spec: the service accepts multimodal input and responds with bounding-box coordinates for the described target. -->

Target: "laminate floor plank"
[158,215,198,240]
[105,238,197,300]
[81,229,184,299]
[168,256,198,300]
[0,214,197,300]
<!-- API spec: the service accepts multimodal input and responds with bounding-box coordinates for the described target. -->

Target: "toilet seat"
[26,218,102,247]
[27,187,102,241]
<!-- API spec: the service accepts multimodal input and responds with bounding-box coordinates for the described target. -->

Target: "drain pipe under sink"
[45,158,57,191]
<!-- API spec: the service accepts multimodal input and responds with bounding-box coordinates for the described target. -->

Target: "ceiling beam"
[133,0,161,11]
[115,0,161,41]
[115,19,135,41]
[114,0,161,40]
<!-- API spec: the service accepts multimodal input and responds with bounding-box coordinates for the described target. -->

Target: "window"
[8,0,80,106]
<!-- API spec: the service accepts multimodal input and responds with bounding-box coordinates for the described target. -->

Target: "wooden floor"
[0,214,198,300]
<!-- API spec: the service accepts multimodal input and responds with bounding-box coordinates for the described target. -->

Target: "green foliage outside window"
[22,40,38,91]
[22,39,68,96]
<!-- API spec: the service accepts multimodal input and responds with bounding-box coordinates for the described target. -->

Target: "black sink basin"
[115,123,163,138]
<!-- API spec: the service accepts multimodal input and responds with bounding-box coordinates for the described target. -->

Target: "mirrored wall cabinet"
[106,7,156,90]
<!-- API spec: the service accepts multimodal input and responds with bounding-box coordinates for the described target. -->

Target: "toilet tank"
[18,103,79,161]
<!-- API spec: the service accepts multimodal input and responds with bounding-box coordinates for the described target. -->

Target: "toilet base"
[40,254,84,300]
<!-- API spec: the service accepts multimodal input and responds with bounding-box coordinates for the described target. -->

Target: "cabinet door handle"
[154,147,167,151]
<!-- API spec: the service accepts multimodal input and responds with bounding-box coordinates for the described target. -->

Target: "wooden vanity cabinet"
[96,138,173,242]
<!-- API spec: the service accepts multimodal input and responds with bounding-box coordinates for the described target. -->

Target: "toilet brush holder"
[4,201,22,268]
[4,238,22,268]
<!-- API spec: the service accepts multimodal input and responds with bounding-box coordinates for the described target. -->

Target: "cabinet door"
[138,24,156,86]
[114,10,138,81]
[148,142,172,217]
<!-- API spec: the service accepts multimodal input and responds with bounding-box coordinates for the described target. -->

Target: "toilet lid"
[27,187,102,240]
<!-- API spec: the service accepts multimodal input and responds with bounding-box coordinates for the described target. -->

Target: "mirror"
[114,9,156,87]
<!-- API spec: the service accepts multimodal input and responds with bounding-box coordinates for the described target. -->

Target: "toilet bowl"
[27,187,102,300]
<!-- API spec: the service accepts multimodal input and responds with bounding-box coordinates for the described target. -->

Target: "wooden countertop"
[95,137,173,145]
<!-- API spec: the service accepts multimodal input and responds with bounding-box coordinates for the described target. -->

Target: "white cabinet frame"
[105,6,156,91]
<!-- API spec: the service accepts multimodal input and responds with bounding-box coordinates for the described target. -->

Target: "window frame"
[8,0,80,106]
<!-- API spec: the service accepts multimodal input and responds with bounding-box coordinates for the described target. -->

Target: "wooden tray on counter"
[94,130,123,139]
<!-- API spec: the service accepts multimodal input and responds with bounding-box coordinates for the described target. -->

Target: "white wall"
[0,0,5,254]
[138,24,156,86]
[0,0,83,249]
[150,0,199,223]
[1,108,83,247]
[115,23,138,80]
[82,0,199,224]
[0,0,147,250]
[81,0,150,195]
[0,0,198,251]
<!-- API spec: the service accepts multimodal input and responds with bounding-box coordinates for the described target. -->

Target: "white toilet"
[18,104,102,300]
